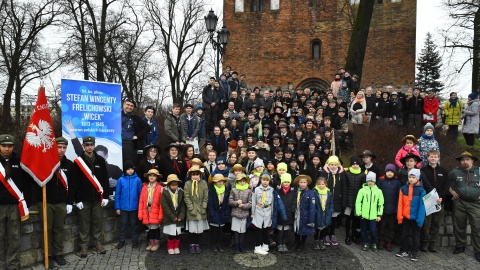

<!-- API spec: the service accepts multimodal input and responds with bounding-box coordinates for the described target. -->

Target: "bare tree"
[443,0,480,92]
[0,0,62,129]
[144,0,208,105]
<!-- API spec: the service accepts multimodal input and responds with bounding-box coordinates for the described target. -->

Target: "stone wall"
[439,211,472,247]
[19,203,119,268]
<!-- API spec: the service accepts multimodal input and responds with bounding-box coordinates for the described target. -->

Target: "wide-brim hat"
[230,164,246,172]
[400,152,422,165]
[144,144,161,154]
[293,174,312,186]
[455,151,478,162]
[144,169,163,179]
[188,158,204,166]
[164,174,182,185]
[187,167,204,178]
[358,150,376,159]
[400,135,419,145]
[235,173,250,183]
[164,143,182,152]
[212,174,227,183]
[270,112,283,120]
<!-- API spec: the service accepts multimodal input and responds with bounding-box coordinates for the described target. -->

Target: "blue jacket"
[142,117,159,145]
[297,189,316,235]
[377,176,401,215]
[207,185,231,225]
[212,167,230,178]
[271,189,288,228]
[197,113,206,140]
[114,173,143,211]
[313,189,333,229]
[398,180,426,227]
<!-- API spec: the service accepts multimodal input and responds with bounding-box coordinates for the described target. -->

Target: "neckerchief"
[235,182,249,191]
[349,167,361,174]
[214,184,225,203]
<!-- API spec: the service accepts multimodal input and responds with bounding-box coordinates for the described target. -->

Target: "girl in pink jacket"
[395,135,422,169]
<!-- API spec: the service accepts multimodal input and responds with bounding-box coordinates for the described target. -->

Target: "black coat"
[209,134,227,154]
[202,85,220,109]
[421,165,450,200]
[73,152,110,203]
[306,164,323,189]
[0,152,33,206]
[276,185,296,226]
[35,156,75,205]
[320,168,347,212]
[137,158,161,183]
[345,171,365,208]
[160,157,188,186]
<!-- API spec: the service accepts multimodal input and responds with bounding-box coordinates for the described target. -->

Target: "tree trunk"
[14,76,21,126]
[473,6,480,93]
[344,0,375,87]
[1,75,15,130]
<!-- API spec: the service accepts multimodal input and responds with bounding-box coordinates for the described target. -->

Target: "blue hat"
[468,92,478,100]
[196,104,204,111]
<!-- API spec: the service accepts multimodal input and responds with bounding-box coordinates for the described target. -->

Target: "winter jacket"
[395,145,422,169]
[0,152,33,206]
[138,182,164,225]
[202,85,220,109]
[443,99,462,126]
[407,95,424,114]
[160,157,188,187]
[355,183,384,220]
[462,99,480,134]
[422,96,439,123]
[184,180,209,221]
[296,188,316,235]
[375,98,393,118]
[251,185,274,227]
[377,176,401,215]
[276,185,296,226]
[35,156,75,205]
[207,185,231,225]
[114,173,142,211]
[306,164,323,189]
[398,168,433,193]
[164,113,182,144]
[417,136,440,167]
[142,117,159,146]
[360,163,380,176]
[209,134,227,154]
[397,181,426,227]
[137,158,161,183]
[160,188,186,226]
[449,165,480,202]
[320,167,347,212]
[197,113,206,140]
[313,189,333,229]
[345,171,366,208]
[421,165,450,201]
[180,113,199,141]
[228,188,252,219]
[271,189,288,228]
[211,167,230,178]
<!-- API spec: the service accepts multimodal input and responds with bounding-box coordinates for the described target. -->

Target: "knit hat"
[326,155,340,165]
[280,173,292,184]
[196,104,204,112]
[468,92,478,100]
[350,156,361,166]
[366,172,376,183]
[385,163,396,173]
[423,123,434,133]
[254,159,265,169]
[408,168,421,179]
[277,162,288,171]
[124,160,135,172]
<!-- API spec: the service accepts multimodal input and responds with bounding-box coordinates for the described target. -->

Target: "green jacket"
[184,180,209,220]
[449,166,480,202]
[355,183,384,220]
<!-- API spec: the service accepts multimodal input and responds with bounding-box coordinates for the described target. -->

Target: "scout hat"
[82,136,95,144]
[165,143,182,152]
[294,174,312,186]
[400,135,419,145]
[400,152,422,165]
[455,151,478,162]
[0,134,14,145]
[165,174,181,185]
[235,173,250,183]
[188,158,204,166]
[212,174,227,183]
[358,150,376,159]
[56,137,68,145]
[144,144,161,154]
[144,169,162,179]
[230,164,246,173]
[187,167,204,178]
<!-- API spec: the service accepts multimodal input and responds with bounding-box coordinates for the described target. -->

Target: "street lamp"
[204,9,230,79]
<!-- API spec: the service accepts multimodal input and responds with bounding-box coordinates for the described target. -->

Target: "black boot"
[234,243,240,254]
[345,236,351,245]
[292,236,300,251]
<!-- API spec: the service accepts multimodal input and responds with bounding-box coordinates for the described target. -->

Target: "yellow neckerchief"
[169,188,178,210]
[214,184,225,204]
[236,182,249,191]
[261,185,268,204]
[297,188,305,206]
[147,182,157,205]
[191,180,199,196]
[314,187,329,211]
[253,170,262,177]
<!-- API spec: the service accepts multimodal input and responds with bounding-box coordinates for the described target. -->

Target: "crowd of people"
[1,66,480,269]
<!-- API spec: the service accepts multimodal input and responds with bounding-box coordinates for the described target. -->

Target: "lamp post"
[204,9,230,79]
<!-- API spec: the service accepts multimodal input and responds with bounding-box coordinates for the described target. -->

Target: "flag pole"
[43,185,49,269]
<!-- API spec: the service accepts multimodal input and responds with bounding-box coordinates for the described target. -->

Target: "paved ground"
[27,227,479,269]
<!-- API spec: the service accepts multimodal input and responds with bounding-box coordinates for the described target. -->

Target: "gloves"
[76,202,84,210]
[307,223,315,228]
[101,199,109,207]
[66,205,73,214]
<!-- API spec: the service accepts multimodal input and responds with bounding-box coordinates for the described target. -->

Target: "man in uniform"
[449,151,480,262]
[73,136,110,258]
[121,98,150,164]
[38,137,75,267]
[0,134,32,269]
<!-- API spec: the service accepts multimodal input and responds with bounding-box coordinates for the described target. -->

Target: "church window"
[271,0,279,10]
[235,0,244,12]
[312,40,321,59]
[251,0,263,12]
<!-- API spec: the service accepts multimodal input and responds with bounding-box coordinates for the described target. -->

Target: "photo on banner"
[61,79,123,190]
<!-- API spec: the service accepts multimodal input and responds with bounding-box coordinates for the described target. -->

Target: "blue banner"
[61,79,123,188]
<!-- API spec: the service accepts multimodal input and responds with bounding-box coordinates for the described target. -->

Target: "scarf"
[281,184,290,195]
[253,170,262,177]
[214,184,225,203]
[449,98,458,107]
[421,133,435,140]
[314,187,329,211]
[235,182,249,191]
[354,96,364,104]
[349,167,361,174]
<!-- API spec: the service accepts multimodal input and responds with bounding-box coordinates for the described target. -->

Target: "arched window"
[312,39,322,59]
[251,0,263,12]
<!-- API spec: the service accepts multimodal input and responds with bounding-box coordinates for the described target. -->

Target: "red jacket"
[138,182,164,225]
[423,96,439,123]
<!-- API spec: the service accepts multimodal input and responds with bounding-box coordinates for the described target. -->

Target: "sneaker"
[331,235,338,246]
[320,240,326,250]
[345,236,351,245]
[254,246,268,255]
[371,244,378,252]
[396,251,409,258]
[195,244,201,254]
[189,244,196,254]
[411,254,418,261]
[385,242,393,252]
[116,241,125,249]
[168,249,174,255]
[362,244,369,251]
[53,255,67,265]
[377,241,384,250]
[283,244,289,252]
[261,244,269,252]
[324,236,331,246]
[314,240,320,250]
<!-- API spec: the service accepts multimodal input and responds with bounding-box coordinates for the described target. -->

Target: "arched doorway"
[296,78,329,92]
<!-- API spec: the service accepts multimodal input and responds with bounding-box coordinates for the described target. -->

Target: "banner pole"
[43,185,49,269]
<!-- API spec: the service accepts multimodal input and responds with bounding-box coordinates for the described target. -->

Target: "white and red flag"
[20,86,60,187]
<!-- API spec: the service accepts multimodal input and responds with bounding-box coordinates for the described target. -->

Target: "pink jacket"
[395,146,422,169]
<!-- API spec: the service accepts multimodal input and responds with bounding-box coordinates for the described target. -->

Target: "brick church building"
[223,0,416,90]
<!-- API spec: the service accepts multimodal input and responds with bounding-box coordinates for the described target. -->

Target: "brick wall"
[223,0,416,89]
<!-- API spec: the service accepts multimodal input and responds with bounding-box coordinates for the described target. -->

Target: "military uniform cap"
[56,137,68,145]
[0,134,14,145]
[82,136,95,144]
